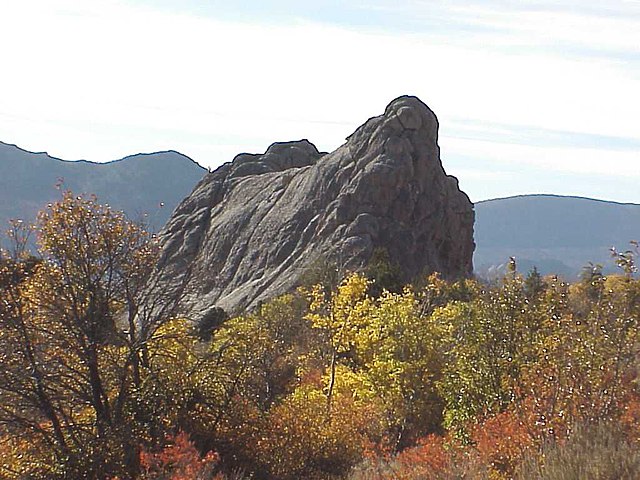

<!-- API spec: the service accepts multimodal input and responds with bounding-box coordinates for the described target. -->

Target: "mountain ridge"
[0,140,206,169]
[0,141,207,233]
[474,194,640,278]
[477,193,640,207]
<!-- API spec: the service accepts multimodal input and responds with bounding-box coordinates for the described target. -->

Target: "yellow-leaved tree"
[0,192,196,479]
[306,273,447,450]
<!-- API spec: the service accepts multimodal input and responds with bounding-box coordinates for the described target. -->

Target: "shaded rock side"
[154,96,475,318]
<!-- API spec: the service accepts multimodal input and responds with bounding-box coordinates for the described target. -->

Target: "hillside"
[0,141,207,233]
[474,194,640,278]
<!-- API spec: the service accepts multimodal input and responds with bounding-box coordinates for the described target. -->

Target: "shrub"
[139,431,219,480]
[349,434,488,480]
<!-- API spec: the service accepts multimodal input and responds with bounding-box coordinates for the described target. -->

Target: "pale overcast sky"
[1,0,639,202]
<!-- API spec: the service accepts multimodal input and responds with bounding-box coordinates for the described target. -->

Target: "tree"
[524,266,546,300]
[306,273,446,449]
[306,273,373,413]
[436,273,542,439]
[0,192,184,479]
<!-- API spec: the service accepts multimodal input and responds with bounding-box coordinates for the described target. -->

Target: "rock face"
[154,96,474,318]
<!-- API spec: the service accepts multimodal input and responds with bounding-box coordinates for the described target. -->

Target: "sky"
[1,0,639,203]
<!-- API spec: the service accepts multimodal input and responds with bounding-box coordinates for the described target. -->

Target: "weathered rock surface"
[154,96,475,318]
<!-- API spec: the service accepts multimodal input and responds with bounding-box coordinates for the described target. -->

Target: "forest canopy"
[1,193,640,479]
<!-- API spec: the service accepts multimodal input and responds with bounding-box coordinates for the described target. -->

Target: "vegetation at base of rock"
[2,194,640,479]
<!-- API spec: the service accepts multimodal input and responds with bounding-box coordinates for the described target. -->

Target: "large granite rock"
[154,96,474,318]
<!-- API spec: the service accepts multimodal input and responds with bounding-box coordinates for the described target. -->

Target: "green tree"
[436,274,542,439]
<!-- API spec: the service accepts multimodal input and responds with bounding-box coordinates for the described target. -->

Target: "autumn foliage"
[139,432,219,480]
[1,193,640,479]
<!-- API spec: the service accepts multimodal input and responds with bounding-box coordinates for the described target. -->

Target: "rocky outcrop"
[154,96,475,318]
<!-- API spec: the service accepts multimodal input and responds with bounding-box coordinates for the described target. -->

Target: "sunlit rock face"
[153,96,475,318]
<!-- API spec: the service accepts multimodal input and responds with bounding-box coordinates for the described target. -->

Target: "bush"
[349,434,489,480]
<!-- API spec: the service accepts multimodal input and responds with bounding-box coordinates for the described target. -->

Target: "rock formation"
[154,96,475,319]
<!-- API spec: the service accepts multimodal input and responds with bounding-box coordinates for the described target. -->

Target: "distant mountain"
[474,194,640,279]
[0,141,207,235]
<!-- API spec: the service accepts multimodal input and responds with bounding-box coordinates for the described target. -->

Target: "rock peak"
[152,96,474,319]
[386,95,437,131]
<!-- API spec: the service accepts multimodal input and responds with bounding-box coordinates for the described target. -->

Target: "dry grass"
[517,422,640,480]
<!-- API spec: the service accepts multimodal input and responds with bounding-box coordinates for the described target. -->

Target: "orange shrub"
[140,431,219,480]
[393,434,453,479]
[471,410,536,478]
